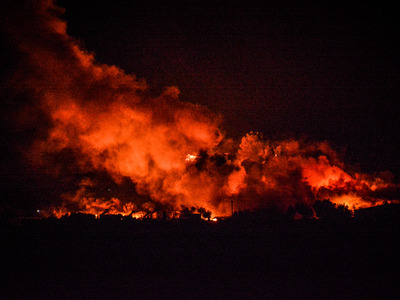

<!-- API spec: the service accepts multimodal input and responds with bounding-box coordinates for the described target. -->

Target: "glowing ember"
[185,154,198,163]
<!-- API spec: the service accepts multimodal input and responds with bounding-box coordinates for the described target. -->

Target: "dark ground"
[1,215,399,299]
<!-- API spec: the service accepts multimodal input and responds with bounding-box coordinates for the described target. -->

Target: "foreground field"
[1,216,399,299]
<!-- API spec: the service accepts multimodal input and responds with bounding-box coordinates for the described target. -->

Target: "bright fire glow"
[185,154,198,163]
[6,1,398,219]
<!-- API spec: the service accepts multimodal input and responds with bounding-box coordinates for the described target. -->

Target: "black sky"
[55,0,399,175]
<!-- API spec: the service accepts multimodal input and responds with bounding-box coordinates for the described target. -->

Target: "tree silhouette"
[202,210,212,220]
[313,199,352,220]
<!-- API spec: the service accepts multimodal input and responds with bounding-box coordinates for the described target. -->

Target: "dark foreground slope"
[1,215,399,299]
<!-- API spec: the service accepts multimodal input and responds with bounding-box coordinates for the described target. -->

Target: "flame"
[185,154,198,163]
[2,0,399,219]
[329,194,373,210]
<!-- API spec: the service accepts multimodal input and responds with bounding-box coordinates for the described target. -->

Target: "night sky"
[57,0,399,174]
[1,0,399,214]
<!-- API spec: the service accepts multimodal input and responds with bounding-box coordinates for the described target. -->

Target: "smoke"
[1,0,398,218]
[229,133,396,211]
[1,0,223,215]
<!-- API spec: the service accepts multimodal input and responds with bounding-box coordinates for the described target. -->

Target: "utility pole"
[231,200,234,216]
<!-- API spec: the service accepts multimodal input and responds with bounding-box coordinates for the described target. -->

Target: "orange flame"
[4,0,398,219]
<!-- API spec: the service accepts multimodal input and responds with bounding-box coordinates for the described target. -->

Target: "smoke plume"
[1,0,398,218]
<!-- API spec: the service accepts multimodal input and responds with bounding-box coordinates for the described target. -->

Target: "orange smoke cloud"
[3,0,225,215]
[2,0,398,218]
[220,132,398,213]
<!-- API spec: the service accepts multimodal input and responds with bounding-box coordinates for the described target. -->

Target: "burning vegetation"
[1,0,399,221]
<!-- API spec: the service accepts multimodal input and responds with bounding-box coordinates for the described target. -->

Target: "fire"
[302,156,353,189]
[329,194,373,210]
[2,0,399,220]
[185,154,198,163]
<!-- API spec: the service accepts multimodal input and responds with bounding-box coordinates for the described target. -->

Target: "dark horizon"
[2,202,400,299]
